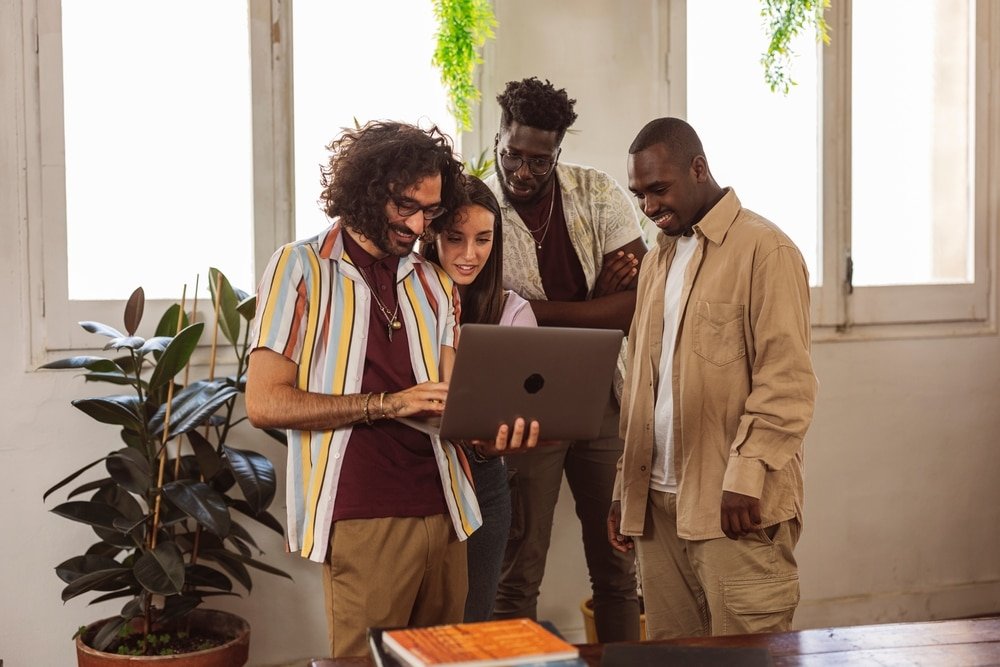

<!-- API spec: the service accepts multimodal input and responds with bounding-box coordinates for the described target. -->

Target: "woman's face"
[435,203,495,286]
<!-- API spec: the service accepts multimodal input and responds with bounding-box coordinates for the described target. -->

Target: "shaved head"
[629,117,705,168]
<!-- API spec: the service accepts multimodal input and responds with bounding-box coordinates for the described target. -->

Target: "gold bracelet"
[362,392,373,426]
[378,391,387,419]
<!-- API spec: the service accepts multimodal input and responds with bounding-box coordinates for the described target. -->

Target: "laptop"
[402,323,623,442]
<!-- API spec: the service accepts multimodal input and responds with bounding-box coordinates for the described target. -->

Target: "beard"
[373,219,420,257]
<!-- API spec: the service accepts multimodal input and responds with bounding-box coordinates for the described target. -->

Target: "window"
[27,0,456,356]
[667,0,996,331]
[291,2,457,239]
[60,1,255,303]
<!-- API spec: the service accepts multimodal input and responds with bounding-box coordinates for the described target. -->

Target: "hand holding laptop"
[463,416,542,458]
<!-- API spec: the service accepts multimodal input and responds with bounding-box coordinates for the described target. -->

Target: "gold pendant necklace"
[525,185,557,250]
[358,266,402,341]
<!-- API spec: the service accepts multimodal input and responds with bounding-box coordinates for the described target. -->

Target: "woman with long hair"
[422,175,536,622]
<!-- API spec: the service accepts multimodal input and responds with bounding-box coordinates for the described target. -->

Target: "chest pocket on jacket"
[692,301,746,366]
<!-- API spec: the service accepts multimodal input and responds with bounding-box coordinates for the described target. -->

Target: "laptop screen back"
[438,324,623,441]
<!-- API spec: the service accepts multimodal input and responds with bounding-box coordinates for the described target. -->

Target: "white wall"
[2,1,999,665]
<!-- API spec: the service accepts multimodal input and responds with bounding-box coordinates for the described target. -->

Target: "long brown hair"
[422,175,505,325]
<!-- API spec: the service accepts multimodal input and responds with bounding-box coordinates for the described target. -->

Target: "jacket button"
[640,465,646,471]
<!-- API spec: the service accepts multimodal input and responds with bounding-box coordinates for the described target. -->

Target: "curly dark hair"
[422,175,505,326]
[318,121,466,243]
[496,77,578,142]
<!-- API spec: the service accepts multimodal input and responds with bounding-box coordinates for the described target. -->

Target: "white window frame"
[657,0,998,337]
[819,0,996,331]
[21,0,1000,363]
[23,0,294,362]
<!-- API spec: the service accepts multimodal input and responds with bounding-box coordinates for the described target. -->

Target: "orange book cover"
[381,618,579,667]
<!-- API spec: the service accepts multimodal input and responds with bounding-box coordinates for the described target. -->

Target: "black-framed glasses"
[391,196,447,221]
[498,150,558,176]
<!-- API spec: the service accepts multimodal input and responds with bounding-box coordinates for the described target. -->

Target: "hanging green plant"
[760,0,830,94]
[432,0,498,132]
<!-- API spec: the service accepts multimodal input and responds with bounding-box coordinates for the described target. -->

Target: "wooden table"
[309,616,1000,666]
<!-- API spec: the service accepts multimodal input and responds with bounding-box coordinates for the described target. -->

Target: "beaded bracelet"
[362,392,374,425]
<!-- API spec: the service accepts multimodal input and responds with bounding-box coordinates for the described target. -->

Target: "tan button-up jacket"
[614,189,817,540]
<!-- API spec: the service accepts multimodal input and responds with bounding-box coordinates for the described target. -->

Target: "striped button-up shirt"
[250,222,482,563]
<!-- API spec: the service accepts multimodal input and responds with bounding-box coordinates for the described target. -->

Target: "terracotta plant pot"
[75,609,250,667]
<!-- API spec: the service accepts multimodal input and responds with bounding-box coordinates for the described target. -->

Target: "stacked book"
[369,618,584,667]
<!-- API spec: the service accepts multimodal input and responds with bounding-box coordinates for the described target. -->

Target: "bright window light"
[687,0,820,286]
[291,1,459,239]
[851,0,972,286]
[62,0,254,301]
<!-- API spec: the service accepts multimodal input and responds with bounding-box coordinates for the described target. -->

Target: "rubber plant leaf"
[103,336,146,351]
[237,294,257,320]
[60,567,131,602]
[55,554,124,585]
[147,321,205,393]
[149,379,239,437]
[226,520,261,554]
[51,500,126,531]
[161,479,231,537]
[154,303,190,338]
[93,616,128,652]
[43,456,107,501]
[223,550,292,580]
[89,588,140,605]
[80,321,125,339]
[71,396,142,431]
[137,336,172,356]
[134,541,185,595]
[185,563,234,591]
[123,287,144,336]
[208,267,242,349]
[157,593,204,625]
[199,548,252,592]
[230,501,285,536]
[223,444,276,515]
[38,356,119,372]
[186,429,223,481]
[106,447,151,495]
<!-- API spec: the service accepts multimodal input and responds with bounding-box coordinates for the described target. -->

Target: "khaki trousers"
[322,514,467,657]
[635,490,800,640]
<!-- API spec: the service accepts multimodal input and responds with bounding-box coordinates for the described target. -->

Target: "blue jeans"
[465,455,512,622]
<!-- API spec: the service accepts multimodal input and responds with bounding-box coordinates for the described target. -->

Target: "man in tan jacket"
[607,117,817,639]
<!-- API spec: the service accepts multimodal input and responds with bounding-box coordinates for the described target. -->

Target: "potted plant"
[41,269,289,664]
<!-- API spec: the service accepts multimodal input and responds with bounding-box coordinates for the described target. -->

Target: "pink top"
[499,290,537,328]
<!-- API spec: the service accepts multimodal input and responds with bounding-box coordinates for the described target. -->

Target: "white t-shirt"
[651,234,698,492]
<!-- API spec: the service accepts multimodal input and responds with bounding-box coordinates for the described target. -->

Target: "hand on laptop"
[383,381,449,419]
[467,417,541,458]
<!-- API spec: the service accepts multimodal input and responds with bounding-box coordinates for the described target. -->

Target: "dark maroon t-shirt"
[331,232,447,521]
[512,179,588,302]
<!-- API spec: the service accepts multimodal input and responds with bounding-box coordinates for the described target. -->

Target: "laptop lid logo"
[523,373,545,394]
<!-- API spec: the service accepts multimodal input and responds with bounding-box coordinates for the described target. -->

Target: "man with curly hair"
[484,77,646,642]
[245,121,537,657]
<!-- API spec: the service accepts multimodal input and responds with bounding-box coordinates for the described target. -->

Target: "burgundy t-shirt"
[331,232,447,521]
[512,179,588,302]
